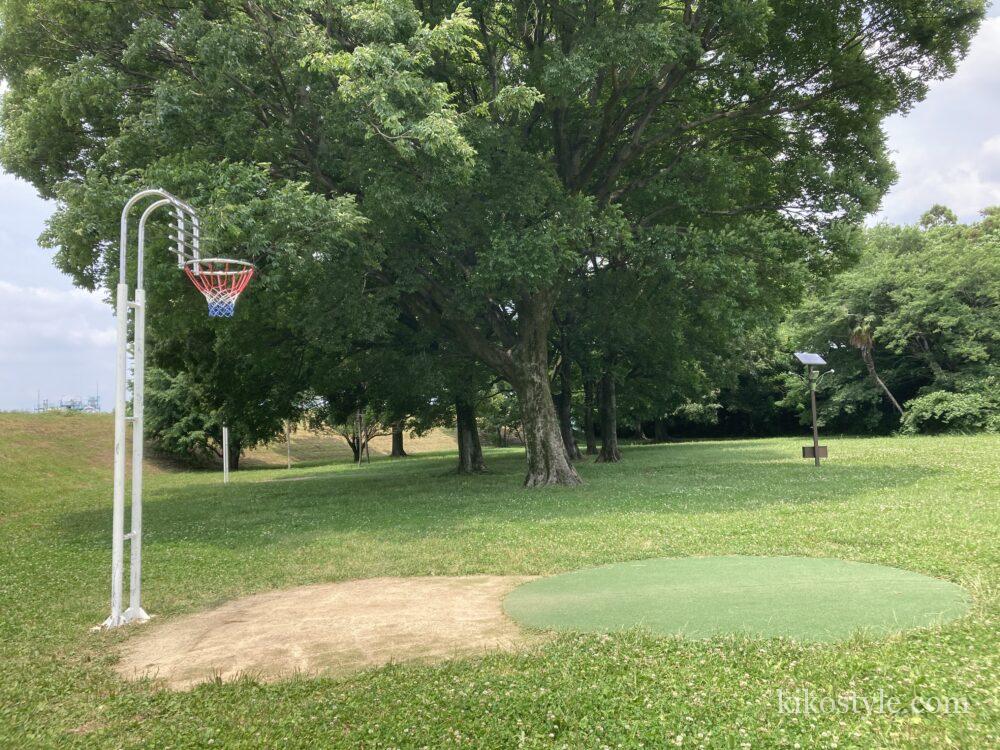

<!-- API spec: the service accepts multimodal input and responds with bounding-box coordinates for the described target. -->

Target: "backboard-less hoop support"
[99,189,254,630]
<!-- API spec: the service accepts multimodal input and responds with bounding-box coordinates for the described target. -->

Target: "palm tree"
[849,318,904,417]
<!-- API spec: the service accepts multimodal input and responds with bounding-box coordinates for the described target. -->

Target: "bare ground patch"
[116,575,539,689]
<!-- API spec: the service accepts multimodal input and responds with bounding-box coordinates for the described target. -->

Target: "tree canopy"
[0,0,987,481]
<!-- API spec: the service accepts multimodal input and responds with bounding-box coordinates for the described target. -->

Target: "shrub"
[901,385,1000,434]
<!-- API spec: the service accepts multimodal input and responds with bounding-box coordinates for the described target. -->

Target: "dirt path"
[117,575,539,689]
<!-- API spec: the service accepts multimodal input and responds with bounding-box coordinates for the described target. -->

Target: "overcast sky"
[2,8,1000,411]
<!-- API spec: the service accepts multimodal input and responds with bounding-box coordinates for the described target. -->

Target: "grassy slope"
[0,412,997,748]
[242,425,458,468]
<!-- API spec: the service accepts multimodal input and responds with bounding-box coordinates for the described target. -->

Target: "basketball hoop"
[103,188,259,630]
[183,258,255,318]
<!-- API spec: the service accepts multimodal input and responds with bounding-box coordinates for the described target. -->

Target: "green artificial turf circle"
[504,556,970,642]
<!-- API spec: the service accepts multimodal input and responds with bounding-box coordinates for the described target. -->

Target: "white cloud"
[0,171,65,288]
[981,134,1000,158]
[0,280,114,348]
[0,279,115,409]
[876,16,1000,224]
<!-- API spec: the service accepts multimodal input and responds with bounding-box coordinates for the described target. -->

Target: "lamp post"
[794,352,834,466]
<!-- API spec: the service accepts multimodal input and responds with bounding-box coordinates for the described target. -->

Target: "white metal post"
[106,282,130,628]
[176,209,186,269]
[223,425,230,484]
[125,287,148,623]
[286,421,292,469]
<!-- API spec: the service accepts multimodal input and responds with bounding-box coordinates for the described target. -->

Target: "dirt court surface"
[117,576,538,689]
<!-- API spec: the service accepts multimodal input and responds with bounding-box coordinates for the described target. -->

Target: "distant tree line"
[781,206,1000,435]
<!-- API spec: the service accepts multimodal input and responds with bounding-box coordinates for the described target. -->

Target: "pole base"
[93,607,151,631]
[95,612,125,630]
[123,606,151,624]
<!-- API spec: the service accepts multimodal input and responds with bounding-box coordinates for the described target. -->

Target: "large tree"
[409,0,983,482]
[1,0,983,486]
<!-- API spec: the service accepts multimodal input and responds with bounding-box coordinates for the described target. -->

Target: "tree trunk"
[429,291,580,486]
[229,438,241,471]
[583,379,598,455]
[355,410,363,464]
[596,371,622,463]
[517,372,582,485]
[861,347,904,416]
[635,418,647,441]
[456,398,486,474]
[653,418,670,442]
[391,423,407,457]
[556,345,582,461]
[511,296,582,487]
[346,435,361,462]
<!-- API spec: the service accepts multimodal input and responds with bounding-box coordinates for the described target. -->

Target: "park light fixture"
[794,352,834,466]
[100,188,254,629]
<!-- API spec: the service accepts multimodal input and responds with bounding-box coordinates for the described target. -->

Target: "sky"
[2,9,1000,411]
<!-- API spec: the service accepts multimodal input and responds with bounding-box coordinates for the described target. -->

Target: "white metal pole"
[124,286,148,623]
[105,281,130,629]
[286,421,292,469]
[120,200,167,623]
[223,425,230,484]
[192,213,201,269]
[176,209,186,269]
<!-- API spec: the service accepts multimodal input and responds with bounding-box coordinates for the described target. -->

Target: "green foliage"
[0,0,987,464]
[478,384,523,445]
[145,364,291,465]
[307,400,393,459]
[920,204,959,229]
[901,385,1000,435]
[784,207,1000,433]
[669,398,723,426]
[144,368,227,464]
[568,214,815,434]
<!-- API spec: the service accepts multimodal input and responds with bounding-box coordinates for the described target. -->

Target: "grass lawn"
[1,412,997,748]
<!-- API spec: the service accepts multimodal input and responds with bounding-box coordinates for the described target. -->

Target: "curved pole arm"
[136,199,173,289]
[815,368,836,388]
[119,188,201,285]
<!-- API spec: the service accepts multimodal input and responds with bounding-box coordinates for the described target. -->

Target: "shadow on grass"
[58,441,938,550]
